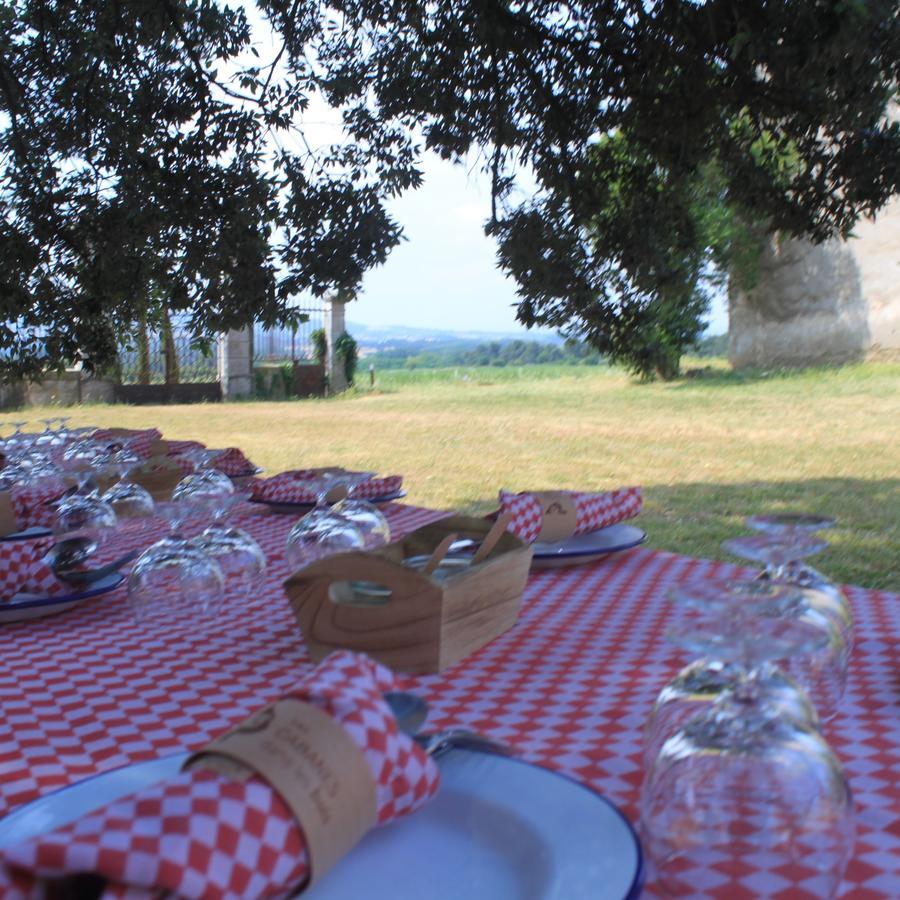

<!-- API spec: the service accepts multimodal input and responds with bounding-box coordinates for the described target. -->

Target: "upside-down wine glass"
[53,494,118,546]
[641,596,855,898]
[172,454,235,519]
[61,439,113,496]
[669,577,847,722]
[128,498,224,626]
[743,513,854,652]
[643,580,827,767]
[724,529,852,694]
[330,497,391,549]
[191,493,267,604]
[101,448,156,520]
[286,510,365,573]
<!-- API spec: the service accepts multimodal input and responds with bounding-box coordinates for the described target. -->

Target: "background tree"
[2,1,897,379]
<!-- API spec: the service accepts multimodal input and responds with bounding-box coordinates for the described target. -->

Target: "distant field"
[5,359,898,590]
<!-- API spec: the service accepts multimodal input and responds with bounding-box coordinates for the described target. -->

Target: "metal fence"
[253,303,326,363]
[118,327,218,384]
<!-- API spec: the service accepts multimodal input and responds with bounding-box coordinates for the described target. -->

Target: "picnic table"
[1,499,898,897]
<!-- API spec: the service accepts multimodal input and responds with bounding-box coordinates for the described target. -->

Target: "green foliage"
[253,362,296,399]
[369,338,602,370]
[310,329,327,367]
[1,1,897,378]
[691,334,730,359]
[334,332,358,386]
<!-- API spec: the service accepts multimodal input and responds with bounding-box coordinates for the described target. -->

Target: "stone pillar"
[325,293,348,394]
[217,328,254,399]
[728,196,900,368]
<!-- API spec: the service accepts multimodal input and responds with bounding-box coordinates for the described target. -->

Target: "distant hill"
[346,321,564,352]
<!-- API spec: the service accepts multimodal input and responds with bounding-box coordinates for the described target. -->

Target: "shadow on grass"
[671,361,869,389]
[451,477,899,592]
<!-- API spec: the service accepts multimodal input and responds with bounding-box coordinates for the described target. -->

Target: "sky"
[243,6,729,340]
[351,152,730,337]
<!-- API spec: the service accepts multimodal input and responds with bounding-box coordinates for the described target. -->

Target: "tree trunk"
[162,310,180,384]
[136,308,151,385]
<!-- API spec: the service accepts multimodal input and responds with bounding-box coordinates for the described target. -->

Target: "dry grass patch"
[4,360,897,589]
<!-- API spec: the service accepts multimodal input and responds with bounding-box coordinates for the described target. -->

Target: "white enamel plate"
[0,750,643,900]
[0,573,124,624]
[531,523,647,569]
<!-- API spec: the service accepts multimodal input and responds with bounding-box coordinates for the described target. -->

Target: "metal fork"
[414,728,514,759]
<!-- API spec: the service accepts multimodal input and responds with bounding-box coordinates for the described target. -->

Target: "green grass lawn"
[5,359,898,590]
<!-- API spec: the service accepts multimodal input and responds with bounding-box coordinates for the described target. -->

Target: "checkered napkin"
[0,538,67,602]
[251,470,403,504]
[0,651,441,899]
[499,486,643,543]
[164,439,207,456]
[8,479,69,530]
[211,448,257,476]
[92,428,162,460]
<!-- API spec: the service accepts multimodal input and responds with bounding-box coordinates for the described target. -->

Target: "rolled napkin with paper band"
[0,480,69,536]
[128,456,193,501]
[163,438,207,456]
[210,447,256,476]
[252,469,402,504]
[0,651,440,898]
[92,427,164,459]
[0,538,68,602]
[499,486,643,544]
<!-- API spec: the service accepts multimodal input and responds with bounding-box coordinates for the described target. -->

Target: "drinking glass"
[641,607,854,898]
[128,542,225,626]
[668,578,847,720]
[172,466,234,518]
[644,580,824,766]
[286,512,364,573]
[192,493,266,601]
[331,497,391,548]
[61,439,113,495]
[725,529,854,663]
[35,418,61,449]
[101,449,155,519]
[128,500,224,625]
[53,495,117,544]
[643,656,817,770]
[744,513,854,652]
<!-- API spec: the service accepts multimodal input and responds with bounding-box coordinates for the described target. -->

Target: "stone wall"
[729,197,900,370]
[0,371,117,409]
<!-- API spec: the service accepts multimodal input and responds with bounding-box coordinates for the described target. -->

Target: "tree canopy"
[1,0,898,378]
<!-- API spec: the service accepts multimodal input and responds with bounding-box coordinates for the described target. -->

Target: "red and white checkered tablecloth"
[1,502,898,898]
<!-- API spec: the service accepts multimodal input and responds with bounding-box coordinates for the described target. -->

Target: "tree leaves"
[1,0,897,379]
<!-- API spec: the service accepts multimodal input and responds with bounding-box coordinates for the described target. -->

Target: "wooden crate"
[129,457,186,502]
[283,515,533,674]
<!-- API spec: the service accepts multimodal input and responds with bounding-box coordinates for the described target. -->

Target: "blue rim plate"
[249,489,407,512]
[226,466,264,479]
[0,572,124,624]
[0,525,53,542]
[531,523,646,569]
[0,748,642,900]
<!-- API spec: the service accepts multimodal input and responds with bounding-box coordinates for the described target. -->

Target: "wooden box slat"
[283,515,533,674]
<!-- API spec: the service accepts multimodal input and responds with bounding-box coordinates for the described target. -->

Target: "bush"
[334,332,358,386]
[311,328,327,366]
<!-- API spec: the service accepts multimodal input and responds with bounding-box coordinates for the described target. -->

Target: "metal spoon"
[384,691,428,736]
[54,550,141,586]
[45,540,140,586]
[43,537,97,571]
[385,692,514,758]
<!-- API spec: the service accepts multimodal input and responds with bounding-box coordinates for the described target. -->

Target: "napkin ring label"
[184,697,377,885]
[534,491,578,542]
[0,492,19,537]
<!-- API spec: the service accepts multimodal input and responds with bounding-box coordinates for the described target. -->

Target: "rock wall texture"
[729,195,900,369]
